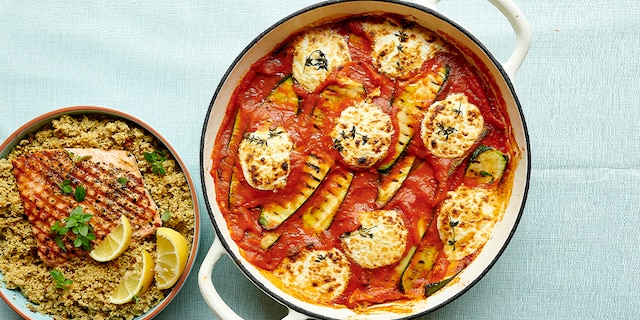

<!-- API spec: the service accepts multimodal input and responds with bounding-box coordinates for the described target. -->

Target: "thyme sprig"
[244,128,285,147]
[452,102,463,117]
[341,225,377,239]
[304,49,329,71]
[332,125,369,152]
[395,28,410,52]
[436,123,457,140]
[448,217,459,251]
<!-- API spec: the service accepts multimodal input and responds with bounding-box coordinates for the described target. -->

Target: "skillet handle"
[198,237,244,320]
[487,0,532,78]
[418,0,531,78]
[198,237,309,320]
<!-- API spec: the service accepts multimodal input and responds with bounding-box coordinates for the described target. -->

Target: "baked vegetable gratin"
[209,13,519,311]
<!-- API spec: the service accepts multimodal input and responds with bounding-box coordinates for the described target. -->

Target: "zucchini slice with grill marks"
[425,270,462,297]
[264,76,299,113]
[259,153,332,230]
[379,65,449,172]
[302,170,354,232]
[400,245,438,293]
[464,145,508,185]
[321,79,366,109]
[376,155,416,208]
[259,232,281,250]
[397,217,432,293]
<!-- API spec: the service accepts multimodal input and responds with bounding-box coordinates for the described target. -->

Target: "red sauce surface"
[210,14,517,310]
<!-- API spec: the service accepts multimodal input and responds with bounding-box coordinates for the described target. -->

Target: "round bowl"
[199,1,531,319]
[0,105,200,319]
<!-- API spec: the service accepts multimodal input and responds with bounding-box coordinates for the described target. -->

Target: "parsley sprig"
[144,150,167,175]
[57,179,86,201]
[51,206,96,251]
[50,269,72,289]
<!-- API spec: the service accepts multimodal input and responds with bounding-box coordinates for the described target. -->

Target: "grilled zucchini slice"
[425,270,462,297]
[321,79,366,110]
[264,76,299,112]
[302,170,354,232]
[464,145,508,185]
[379,65,449,172]
[259,153,332,230]
[400,245,438,293]
[375,155,416,208]
[259,232,281,249]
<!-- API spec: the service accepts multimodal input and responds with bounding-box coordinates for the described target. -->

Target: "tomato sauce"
[210,14,517,310]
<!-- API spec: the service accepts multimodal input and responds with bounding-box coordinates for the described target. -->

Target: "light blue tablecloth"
[2,0,639,319]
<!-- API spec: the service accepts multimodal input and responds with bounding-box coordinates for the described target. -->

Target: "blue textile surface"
[2,0,639,319]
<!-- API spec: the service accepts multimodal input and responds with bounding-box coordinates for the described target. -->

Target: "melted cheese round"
[330,101,394,168]
[238,122,293,191]
[272,248,350,303]
[363,20,447,79]
[341,210,408,269]
[292,28,351,93]
[421,93,484,158]
[437,185,502,261]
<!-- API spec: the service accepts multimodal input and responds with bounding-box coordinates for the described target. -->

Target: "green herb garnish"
[58,179,73,194]
[66,150,92,165]
[448,217,459,251]
[50,269,72,289]
[117,177,128,186]
[51,206,96,251]
[74,185,86,202]
[161,210,171,223]
[332,125,369,153]
[304,49,328,71]
[144,150,167,175]
[436,123,457,140]
[58,180,86,201]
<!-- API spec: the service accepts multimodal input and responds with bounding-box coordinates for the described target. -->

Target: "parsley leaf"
[58,180,73,194]
[50,269,72,289]
[117,177,128,186]
[74,185,86,202]
[161,211,171,223]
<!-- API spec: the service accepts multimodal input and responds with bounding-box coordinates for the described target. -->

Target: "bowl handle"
[416,0,532,78]
[198,237,309,320]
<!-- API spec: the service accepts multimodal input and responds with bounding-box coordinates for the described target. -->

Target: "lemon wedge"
[109,250,155,304]
[89,215,132,262]
[154,227,189,290]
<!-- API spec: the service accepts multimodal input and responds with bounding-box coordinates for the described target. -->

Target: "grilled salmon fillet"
[12,148,161,266]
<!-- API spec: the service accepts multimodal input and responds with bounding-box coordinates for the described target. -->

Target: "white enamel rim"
[199,0,531,319]
[0,105,201,320]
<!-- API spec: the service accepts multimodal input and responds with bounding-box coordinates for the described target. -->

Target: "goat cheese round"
[363,20,447,79]
[238,122,293,191]
[340,210,408,269]
[331,101,394,168]
[437,185,502,261]
[272,248,350,303]
[292,28,351,93]
[421,93,484,158]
